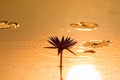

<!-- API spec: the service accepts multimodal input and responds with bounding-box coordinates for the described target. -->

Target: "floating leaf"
[82,40,112,48]
[0,21,19,29]
[70,22,98,31]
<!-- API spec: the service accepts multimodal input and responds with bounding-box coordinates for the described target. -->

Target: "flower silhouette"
[45,36,77,80]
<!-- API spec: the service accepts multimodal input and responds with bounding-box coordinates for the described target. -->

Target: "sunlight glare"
[66,64,101,80]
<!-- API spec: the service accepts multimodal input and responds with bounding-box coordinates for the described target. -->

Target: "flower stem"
[60,51,63,80]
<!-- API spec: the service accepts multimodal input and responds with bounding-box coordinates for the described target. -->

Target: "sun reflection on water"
[66,64,101,80]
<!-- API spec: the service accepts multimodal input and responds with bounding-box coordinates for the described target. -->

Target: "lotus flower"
[45,36,77,80]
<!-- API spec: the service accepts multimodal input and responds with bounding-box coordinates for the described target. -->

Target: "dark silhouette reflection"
[84,50,96,53]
